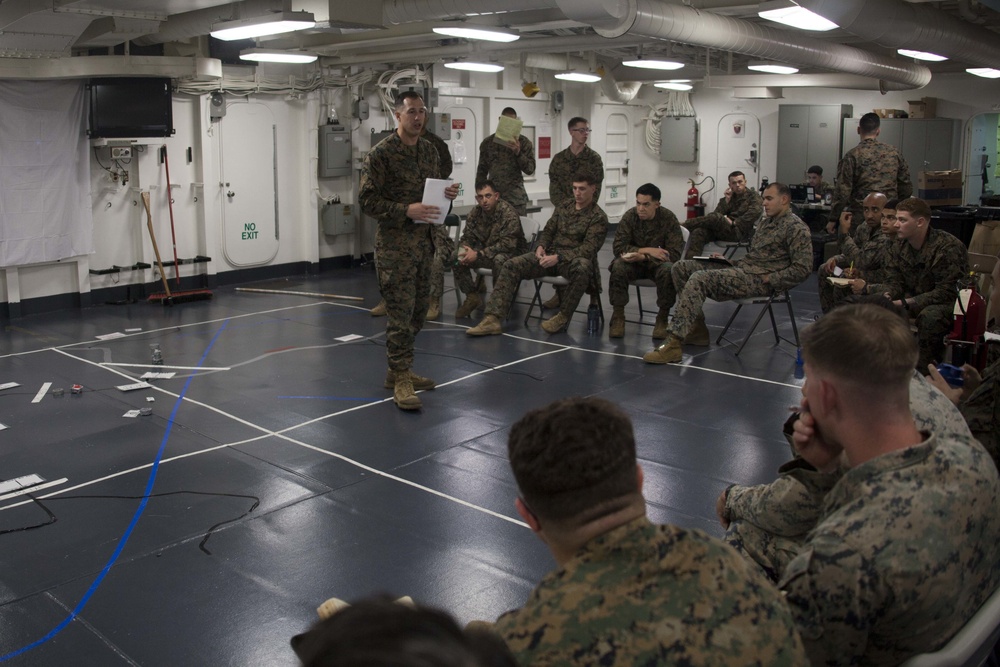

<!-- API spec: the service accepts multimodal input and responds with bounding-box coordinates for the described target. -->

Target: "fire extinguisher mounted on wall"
[686,175,714,219]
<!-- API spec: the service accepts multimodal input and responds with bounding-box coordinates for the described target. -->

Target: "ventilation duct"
[384,0,550,24]
[524,52,641,101]
[133,0,287,46]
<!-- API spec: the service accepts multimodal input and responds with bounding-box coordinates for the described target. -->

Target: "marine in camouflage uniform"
[422,129,455,317]
[359,95,451,407]
[450,195,527,302]
[608,203,684,334]
[494,517,808,667]
[958,357,1000,470]
[684,181,763,257]
[548,146,604,208]
[832,120,912,220]
[879,225,969,370]
[817,194,888,312]
[476,131,535,216]
[723,371,973,583]
[475,198,607,330]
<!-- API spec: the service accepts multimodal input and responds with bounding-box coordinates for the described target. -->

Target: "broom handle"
[162,146,181,286]
[142,192,172,297]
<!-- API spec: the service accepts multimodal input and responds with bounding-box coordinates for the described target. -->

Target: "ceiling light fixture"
[211,11,316,41]
[621,58,684,70]
[897,49,947,62]
[654,80,693,91]
[443,61,505,72]
[433,26,519,42]
[967,67,1000,78]
[555,71,602,83]
[747,62,799,74]
[239,49,318,64]
[758,1,837,31]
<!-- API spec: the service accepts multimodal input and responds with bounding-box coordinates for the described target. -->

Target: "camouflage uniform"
[548,145,604,209]
[668,209,812,340]
[493,516,808,667]
[608,206,684,313]
[779,432,1000,666]
[684,188,763,257]
[483,202,608,321]
[831,137,912,219]
[422,131,455,308]
[817,222,885,312]
[359,133,442,372]
[476,134,535,215]
[960,357,1000,470]
[450,198,528,296]
[879,227,969,369]
[724,371,973,582]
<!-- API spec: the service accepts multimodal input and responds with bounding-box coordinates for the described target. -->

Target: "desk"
[796,203,832,233]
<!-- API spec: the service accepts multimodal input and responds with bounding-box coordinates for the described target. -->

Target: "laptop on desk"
[788,184,810,203]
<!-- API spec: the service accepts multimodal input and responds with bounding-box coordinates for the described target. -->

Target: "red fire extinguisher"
[686,180,699,219]
[947,273,988,369]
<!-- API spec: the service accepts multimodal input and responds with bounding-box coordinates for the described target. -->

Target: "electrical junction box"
[370,129,396,150]
[111,146,132,159]
[322,203,355,236]
[660,116,699,163]
[426,112,451,140]
[318,123,352,178]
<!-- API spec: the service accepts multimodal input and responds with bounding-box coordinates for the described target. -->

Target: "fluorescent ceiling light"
[443,61,505,72]
[433,26,519,42]
[897,49,947,62]
[758,1,837,31]
[655,81,693,91]
[240,49,317,64]
[210,11,315,41]
[555,71,602,83]
[622,59,684,70]
[967,67,1000,78]
[747,63,799,74]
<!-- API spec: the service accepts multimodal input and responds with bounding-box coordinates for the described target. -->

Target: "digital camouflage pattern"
[779,432,1000,666]
[669,209,812,339]
[451,198,528,296]
[961,357,1000,470]
[609,206,684,312]
[422,130,453,178]
[359,133,442,371]
[428,225,455,307]
[725,371,973,582]
[493,517,808,667]
[684,187,763,257]
[483,201,608,320]
[817,222,888,312]
[548,145,604,209]
[476,134,535,215]
[879,227,969,368]
[832,138,912,218]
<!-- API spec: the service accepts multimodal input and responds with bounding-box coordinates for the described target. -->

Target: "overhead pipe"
[384,0,554,24]
[552,0,932,90]
[705,73,920,91]
[525,53,641,102]
[133,0,288,46]
[797,0,1000,68]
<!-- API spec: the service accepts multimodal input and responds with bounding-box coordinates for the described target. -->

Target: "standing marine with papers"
[359,91,459,410]
[476,107,535,215]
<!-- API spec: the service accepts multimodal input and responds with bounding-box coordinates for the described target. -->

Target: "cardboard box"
[874,108,907,118]
[908,97,937,119]
[918,169,963,206]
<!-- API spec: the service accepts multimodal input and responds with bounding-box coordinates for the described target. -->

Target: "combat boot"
[541,312,569,334]
[455,292,482,318]
[541,292,560,310]
[643,335,683,364]
[683,317,710,346]
[393,374,422,410]
[384,369,436,390]
[370,299,387,317]
[426,299,441,320]
[466,315,502,336]
[609,307,625,338]
[651,311,670,339]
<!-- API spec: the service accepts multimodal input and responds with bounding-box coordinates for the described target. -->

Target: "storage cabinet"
[841,117,961,173]
[777,104,853,185]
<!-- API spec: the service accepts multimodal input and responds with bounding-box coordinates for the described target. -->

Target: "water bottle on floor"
[587,304,601,334]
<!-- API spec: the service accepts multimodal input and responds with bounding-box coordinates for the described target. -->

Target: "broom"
[143,192,212,305]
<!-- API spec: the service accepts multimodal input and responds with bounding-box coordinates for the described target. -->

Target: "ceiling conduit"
[552,0,932,90]
[525,52,642,102]
[383,0,554,24]
[797,0,1000,69]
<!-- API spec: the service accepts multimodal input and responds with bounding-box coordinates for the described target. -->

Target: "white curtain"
[0,80,93,267]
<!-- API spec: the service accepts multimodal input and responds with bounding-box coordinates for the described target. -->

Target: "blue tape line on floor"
[0,319,230,662]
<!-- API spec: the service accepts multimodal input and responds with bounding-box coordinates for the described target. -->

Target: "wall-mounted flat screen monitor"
[88,77,174,138]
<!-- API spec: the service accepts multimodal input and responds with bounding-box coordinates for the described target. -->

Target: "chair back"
[679,224,691,261]
[520,216,540,249]
[900,584,1000,667]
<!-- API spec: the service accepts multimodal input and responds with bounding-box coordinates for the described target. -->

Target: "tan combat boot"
[643,335,683,364]
[455,292,482,318]
[541,312,569,334]
[651,310,671,339]
[466,315,503,336]
[393,374,422,410]
[683,317,710,346]
[370,299,387,317]
[384,369,436,390]
[541,292,560,310]
[426,299,441,320]
[609,307,626,338]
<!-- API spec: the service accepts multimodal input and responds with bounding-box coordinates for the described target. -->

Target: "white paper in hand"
[420,178,452,225]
